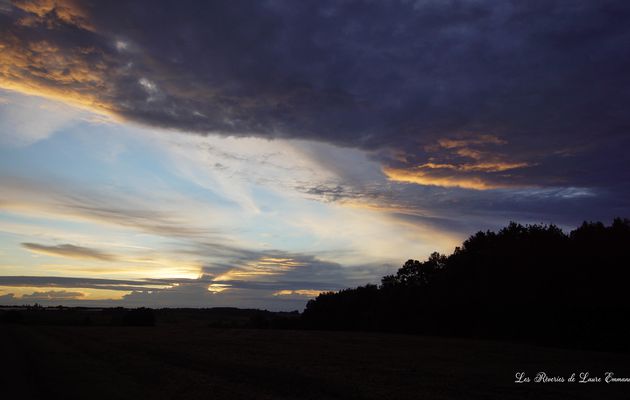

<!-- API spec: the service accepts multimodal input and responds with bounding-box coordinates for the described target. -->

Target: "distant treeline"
[0,306,299,328]
[0,306,157,327]
[302,219,630,351]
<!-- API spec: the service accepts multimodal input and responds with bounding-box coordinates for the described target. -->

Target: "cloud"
[21,242,118,261]
[0,271,344,309]
[0,240,390,309]
[0,175,213,238]
[119,282,312,310]
[1,1,629,191]
[2,123,622,270]
[383,166,502,190]
[0,276,172,291]
[11,0,93,31]
[382,134,536,189]
[0,168,401,307]
[435,136,507,150]
[0,89,88,146]
[21,289,84,300]
[272,289,324,297]
[1,164,461,269]
[0,293,16,302]
[115,253,363,309]
[204,250,375,290]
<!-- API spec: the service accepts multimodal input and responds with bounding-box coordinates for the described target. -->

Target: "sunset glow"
[1,0,629,310]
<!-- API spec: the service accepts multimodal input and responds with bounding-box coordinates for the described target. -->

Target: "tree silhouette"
[302,219,630,351]
[381,252,447,288]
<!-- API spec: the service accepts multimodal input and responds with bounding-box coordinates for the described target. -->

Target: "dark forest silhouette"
[302,219,630,351]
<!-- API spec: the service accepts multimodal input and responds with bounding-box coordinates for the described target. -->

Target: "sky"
[1,0,629,310]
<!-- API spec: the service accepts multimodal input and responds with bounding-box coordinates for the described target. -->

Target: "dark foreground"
[2,324,629,399]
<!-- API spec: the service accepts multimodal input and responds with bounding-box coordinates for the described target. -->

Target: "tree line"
[301,219,630,351]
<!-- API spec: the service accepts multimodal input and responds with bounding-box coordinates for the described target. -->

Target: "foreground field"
[2,324,629,399]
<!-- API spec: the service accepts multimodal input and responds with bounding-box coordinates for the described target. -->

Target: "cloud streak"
[21,289,85,300]
[0,275,173,291]
[21,242,118,261]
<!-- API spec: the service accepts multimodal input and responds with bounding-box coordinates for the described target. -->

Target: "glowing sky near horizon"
[0,89,462,308]
[1,0,629,309]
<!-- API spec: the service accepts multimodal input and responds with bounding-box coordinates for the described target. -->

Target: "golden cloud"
[392,135,532,189]
[12,0,94,31]
[0,1,118,117]
[0,35,114,113]
[272,289,323,297]
[213,256,306,282]
[383,166,501,190]
[436,134,506,149]
[0,286,128,300]
[419,161,529,173]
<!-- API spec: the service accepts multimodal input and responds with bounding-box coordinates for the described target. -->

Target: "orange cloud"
[272,289,323,297]
[419,161,529,173]
[12,0,93,31]
[0,286,128,300]
[207,283,231,293]
[383,166,501,190]
[394,134,532,189]
[436,134,507,149]
[213,256,306,282]
[21,289,85,300]
[0,34,114,112]
[0,1,118,117]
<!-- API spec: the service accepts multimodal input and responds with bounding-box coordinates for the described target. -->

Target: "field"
[2,323,630,399]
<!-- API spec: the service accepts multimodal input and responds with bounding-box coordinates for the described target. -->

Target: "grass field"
[2,324,629,399]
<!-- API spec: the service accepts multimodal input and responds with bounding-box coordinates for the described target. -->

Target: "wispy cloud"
[272,289,324,297]
[0,271,346,309]
[0,276,173,291]
[382,134,534,190]
[0,90,90,146]
[22,242,118,261]
[383,167,503,191]
[0,175,213,238]
[21,289,85,300]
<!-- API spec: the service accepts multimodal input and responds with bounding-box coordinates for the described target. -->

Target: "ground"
[2,324,629,399]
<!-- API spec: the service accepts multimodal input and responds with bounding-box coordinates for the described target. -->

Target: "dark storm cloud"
[2,0,630,191]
